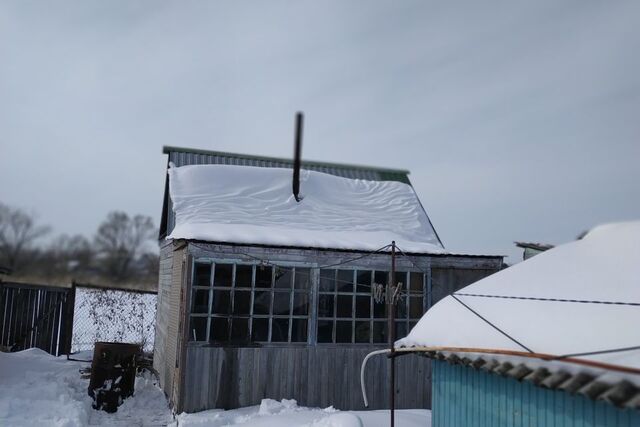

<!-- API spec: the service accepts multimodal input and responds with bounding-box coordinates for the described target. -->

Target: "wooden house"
[153,146,503,413]
[389,221,640,426]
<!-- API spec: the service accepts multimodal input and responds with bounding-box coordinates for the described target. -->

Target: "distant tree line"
[0,202,158,289]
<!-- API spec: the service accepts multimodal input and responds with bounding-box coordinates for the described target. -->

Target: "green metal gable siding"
[432,360,640,427]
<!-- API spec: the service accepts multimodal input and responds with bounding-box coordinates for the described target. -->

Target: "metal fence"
[71,285,156,353]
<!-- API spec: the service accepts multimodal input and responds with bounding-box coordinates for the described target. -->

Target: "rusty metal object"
[88,342,141,413]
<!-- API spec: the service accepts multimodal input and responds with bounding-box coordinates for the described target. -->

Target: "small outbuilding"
[153,146,503,413]
[394,221,640,426]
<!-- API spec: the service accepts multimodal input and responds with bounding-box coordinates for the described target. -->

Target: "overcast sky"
[1,1,639,262]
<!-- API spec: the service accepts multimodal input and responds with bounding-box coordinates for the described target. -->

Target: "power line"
[454,292,640,307]
[554,345,640,360]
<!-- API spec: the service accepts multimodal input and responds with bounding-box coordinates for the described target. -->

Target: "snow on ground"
[173,399,429,427]
[0,348,171,427]
[0,349,429,427]
[168,163,444,253]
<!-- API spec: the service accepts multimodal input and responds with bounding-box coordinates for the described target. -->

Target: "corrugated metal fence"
[0,281,74,356]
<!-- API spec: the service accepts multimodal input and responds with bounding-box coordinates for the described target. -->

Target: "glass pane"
[336,321,352,343]
[191,289,209,314]
[255,266,273,288]
[294,268,311,290]
[211,317,229,342]
[374,271,388,287]
[189,317,208,341]
[317,294,334,318]
[251,318,269,342]
[291,319,308,342]
[355,295,370,318]
[292,293,308,316]
[212,290,231,315]
[253,291,271,315]
[410,296,424,318]
[337,270,354,292]
[355,321,370,343]
[356,270,372,293]
[319,269,335,292]
[194,262,212,287]
[275,267,293,289]
[397,296,408,320]
[233,290,251,316]
[235,265,253,288]
[231,318,249,342]
[394,272,407,294]
[271,318,289,342]
[336,294,352,318]
[317,320,333,343]
[372,321,387,343]
[272,292,291,316]
[410,272,424,292]
[373,298,386,319]
[395,321,408,339]
[409,321,418,332]
[214,263,233,287]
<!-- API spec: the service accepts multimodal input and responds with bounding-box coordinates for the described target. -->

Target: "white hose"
[360,349,391,407]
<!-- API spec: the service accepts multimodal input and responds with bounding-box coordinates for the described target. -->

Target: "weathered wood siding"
[432,360,640,427]
[182,344,431,412]
[153,240,186,404]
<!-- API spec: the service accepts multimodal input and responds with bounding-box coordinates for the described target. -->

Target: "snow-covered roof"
[167,163,445,253]
[397,221,640,404]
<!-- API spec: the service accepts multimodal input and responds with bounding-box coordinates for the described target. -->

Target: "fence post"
[63,281,77,357]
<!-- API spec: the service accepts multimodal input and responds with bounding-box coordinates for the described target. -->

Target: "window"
[316,269,425,344]
[188,261,311,344]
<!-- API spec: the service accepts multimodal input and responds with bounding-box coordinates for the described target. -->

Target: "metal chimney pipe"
[293,112,303,202]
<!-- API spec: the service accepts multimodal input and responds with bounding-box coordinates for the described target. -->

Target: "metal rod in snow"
[389,240,396,427]
[292,112,303,202]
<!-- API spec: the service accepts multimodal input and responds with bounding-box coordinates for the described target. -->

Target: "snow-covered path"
[0,349,429,427]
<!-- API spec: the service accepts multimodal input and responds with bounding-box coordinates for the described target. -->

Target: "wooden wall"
[182,344,431,413]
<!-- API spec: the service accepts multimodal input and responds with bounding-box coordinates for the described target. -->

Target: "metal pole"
[389,240,396,427]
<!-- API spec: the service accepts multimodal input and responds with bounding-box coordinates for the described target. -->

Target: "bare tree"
[94,211,156,281]
[0,202,51,272]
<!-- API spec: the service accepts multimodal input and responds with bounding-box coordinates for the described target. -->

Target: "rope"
[454,292,640,307]
[450,294,534,353]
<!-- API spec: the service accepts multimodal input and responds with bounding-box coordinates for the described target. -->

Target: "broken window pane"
[255,266,273,288]
[292,293,308,316]
[212,290,231,315]
[317,320,333,343]
[230,318,249,342]
[337,270,354,292]
[319,269,335,292]
[253,291,270,315]
[410,272,423,292]
[372,321,387,343]
[194,262,211,287]
[318,294,334,318]
[233,290,251,316]
[271,318,289,342]
[191,289,209,314]
[291,319,307,343]
[235,265,253,288]
[355,321,370,343]
[251,317,269,342]
[211,317,229,342]
[336,294,352,318]
[274,267,293,289]
[336,321,352,343]
[189,317,208,341]
[214,263,233,287]
[356,270,372,293]
[410,296,424,318]
[272,292,291,316]
[355,295,370,318]
[294,268,311,290]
